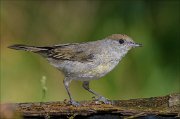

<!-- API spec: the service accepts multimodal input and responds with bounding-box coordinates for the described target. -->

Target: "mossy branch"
[0,93,179,119]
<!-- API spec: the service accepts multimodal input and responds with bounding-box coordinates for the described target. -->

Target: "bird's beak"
[129,42,142,47]
[133,43,142,47]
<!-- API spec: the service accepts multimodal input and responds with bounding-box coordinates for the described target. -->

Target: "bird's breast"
[76,59,119,80]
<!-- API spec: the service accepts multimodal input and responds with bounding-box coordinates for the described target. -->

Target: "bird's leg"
[82,81,111,104]
[63,78,79,106]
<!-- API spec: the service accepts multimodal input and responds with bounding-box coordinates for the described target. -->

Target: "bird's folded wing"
[47,44,94,62]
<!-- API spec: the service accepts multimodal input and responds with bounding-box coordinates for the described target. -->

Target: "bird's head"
[107,34,142,51]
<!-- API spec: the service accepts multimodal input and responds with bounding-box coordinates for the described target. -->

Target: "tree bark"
[0,93,179,119]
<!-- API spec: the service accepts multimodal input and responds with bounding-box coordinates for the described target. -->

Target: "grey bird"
[9,34,142,106]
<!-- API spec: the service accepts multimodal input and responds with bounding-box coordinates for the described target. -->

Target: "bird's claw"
[93,96,111,104]
[70,100,80,106]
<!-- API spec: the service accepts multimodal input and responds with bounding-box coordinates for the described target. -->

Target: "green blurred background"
[1,0,179,103]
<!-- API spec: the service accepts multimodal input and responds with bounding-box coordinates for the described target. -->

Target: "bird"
[8,34,142,106]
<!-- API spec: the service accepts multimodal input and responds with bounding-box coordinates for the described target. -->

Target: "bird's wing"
[47,43,94,62]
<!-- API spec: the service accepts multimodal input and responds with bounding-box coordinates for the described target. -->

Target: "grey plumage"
[9,34,142,106]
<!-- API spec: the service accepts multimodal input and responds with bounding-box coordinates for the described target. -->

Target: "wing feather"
[48,44,94,62]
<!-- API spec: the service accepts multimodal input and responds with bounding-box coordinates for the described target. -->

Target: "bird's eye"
[119,39,124,44]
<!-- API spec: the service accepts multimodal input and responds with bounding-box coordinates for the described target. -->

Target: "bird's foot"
[93,96,112,104]
[70,100,80,106]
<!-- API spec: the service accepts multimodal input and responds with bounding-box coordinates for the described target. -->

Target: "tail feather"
[8,44,49,52]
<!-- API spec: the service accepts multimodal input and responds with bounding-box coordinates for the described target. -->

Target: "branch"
[1,93,179,119]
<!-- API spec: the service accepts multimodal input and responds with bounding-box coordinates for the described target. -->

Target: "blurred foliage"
[0,0,179,103]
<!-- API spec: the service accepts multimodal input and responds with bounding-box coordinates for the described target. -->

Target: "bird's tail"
[8,44,50,53]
